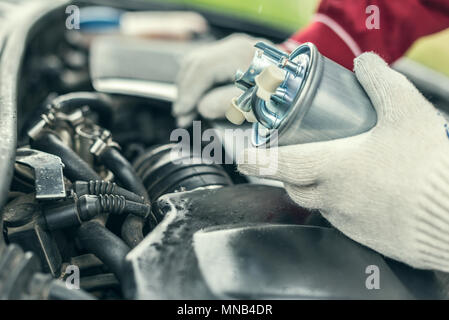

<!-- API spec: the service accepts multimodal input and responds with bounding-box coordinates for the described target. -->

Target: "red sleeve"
[280,0,449,70]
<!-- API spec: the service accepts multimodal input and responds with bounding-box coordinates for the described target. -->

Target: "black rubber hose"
[73,180,144,203]
[76,220,130,282]
[31,132,100,182]
[98,147,148,200]
[97,147,149,247]
[50,92,114,128]
[72,180,151,248]
[42,194,155,231]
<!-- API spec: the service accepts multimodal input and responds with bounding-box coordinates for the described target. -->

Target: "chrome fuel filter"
[227,42,377,147]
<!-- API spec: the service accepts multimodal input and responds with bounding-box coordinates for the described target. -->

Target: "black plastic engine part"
[134,144,233,202]
[121,144,234,248]
[193,224,412,299]
[122,184,313,299]
[3,193,63,276]
[122,183,445,299]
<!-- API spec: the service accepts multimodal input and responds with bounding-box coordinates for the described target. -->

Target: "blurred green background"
[164,0,449,77]
[165,0,318,31]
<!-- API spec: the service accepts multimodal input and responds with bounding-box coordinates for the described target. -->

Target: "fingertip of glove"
[354,52,388,73]
[171,103,181,116]
[198,106,226,120]
[197,96,224,119]
[172,98,194,116]
[198,86,240,120]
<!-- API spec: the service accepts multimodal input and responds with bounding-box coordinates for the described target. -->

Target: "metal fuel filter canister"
[226,42,377,147]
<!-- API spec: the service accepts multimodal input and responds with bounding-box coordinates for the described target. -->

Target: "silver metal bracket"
[16,148,66,200]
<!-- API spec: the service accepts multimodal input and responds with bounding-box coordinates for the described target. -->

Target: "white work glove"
[173,33,263,127]
[239,52,449,272]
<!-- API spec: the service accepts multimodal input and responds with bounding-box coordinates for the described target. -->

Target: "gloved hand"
[239,52,449,272]
[173,33,264,127]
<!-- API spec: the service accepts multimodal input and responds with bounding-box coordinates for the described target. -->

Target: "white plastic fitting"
[255,65,285,102]
[226,97,246,125]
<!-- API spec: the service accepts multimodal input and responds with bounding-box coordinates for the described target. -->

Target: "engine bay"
[1,0,449,300]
